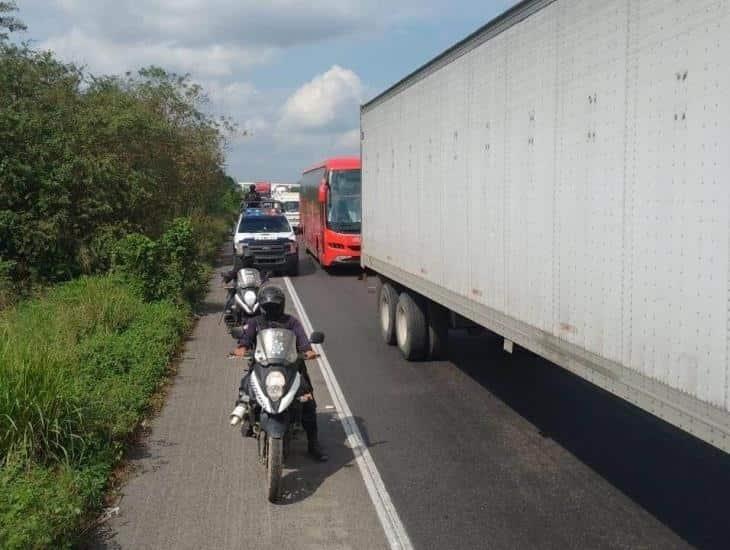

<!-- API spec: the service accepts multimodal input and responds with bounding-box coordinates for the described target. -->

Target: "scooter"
[238,327,324,502]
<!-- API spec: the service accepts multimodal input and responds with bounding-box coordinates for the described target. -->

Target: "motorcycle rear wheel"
[266,436,283,502]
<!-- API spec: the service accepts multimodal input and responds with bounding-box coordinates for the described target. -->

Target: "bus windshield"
[327,169,361,233]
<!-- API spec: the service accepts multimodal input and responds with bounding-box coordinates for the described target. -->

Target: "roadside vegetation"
[0,15,237,304]
[0,4,239,547]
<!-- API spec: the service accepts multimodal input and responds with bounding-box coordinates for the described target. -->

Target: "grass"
[0,275,191,549]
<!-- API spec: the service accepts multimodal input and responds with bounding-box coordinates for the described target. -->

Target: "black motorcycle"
[240,327,324,502]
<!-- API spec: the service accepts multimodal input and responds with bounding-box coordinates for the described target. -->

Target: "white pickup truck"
[233,209,299,276]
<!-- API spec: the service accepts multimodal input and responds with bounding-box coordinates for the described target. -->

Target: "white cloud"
[35,1,421,92]
[41,28,273,77]
[205,81,260,110]
[336,128,362,151]
[49,0,429,49]
[202,81,273,143]
[279,65,362,132]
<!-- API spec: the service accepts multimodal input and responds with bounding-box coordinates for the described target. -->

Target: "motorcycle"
[239,327,324,502]
[223,267,264,332]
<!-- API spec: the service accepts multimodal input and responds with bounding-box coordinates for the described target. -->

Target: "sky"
[13,1,518,182]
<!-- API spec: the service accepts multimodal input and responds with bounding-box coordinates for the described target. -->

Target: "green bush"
[0,259,17,309]
[113,217,208,304]
[0,41,237,297]
[0,461,103,550]
[191,214,232,265]
[113,233,159,300]
[77,224,135,275]
[0,275,190,548]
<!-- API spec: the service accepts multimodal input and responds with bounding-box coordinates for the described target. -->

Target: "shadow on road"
[276,413,371,506]
[322,264,363,278]
[295,253,319,276]
[446,330,730,550]
[197,298,225,317]
[294,254,363,279]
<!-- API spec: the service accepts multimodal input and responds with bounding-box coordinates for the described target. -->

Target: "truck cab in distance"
[279,191,300,233]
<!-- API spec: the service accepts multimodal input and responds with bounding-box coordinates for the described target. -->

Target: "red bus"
[299,157,361,267]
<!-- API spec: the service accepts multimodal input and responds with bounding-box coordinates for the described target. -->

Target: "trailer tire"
[427,301,449,360]
[395,292,428,360]
[378,282,398,345]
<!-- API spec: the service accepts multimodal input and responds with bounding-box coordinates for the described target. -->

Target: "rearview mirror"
[318,181,327,204]
[309,331,325,344]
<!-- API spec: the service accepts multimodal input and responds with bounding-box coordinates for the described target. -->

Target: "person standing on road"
[230,286,328,462]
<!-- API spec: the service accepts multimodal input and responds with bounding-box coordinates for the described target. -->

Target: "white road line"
[284,276,414,550]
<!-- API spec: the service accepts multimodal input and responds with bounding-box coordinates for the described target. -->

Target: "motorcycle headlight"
[243,289,257,306]
[265,371,286,401]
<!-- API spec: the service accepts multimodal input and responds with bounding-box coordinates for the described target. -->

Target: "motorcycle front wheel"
[266,435,283,502]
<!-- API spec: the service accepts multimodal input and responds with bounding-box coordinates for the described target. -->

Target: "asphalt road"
[94,250,730,550]
[290,253,730,550]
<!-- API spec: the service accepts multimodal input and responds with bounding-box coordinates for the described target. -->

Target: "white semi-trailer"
[360,0,730,454]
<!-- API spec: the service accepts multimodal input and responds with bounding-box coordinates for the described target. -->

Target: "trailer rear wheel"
[378,282,398,345]
[427,301,449,360]
[395,292,427,360]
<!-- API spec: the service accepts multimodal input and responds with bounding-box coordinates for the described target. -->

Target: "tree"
[0,49,235,287]
[0,1,25,42]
